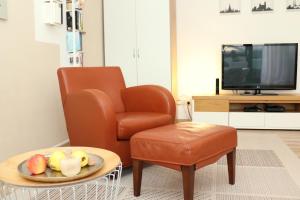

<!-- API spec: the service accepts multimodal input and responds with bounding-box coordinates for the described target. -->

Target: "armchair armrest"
[121,85,176,122]
[64,89,117,149]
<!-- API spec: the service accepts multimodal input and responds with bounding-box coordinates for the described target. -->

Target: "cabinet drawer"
[194,100,229,112]
[193,112,229,126]
[265,113,300,129]
[229,112,265,128]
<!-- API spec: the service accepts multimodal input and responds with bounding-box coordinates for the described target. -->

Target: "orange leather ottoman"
[130,122,237,200]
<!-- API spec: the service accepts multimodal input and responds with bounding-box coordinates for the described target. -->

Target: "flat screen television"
[222,43,298,91]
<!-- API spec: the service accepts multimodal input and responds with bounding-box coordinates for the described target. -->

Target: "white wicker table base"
[0,165,122,200]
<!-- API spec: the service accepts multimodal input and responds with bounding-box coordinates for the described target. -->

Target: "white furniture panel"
[136,0,171,89]
[229,112,265,129]
[103,0,138,87]
[104,0,173,90]
[193,112,229,126]
[265,113,300,129]
[193,95,300,130]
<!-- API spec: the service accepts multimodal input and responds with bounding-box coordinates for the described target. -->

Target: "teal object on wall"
[66,32,82,53]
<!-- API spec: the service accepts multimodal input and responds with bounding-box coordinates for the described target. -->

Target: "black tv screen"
[222,43,298,90]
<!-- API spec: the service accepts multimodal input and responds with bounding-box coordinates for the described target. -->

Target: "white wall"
[0,0,68,161]
[34,0,69,66]
[82,0,105,66]
[176,0,300,97]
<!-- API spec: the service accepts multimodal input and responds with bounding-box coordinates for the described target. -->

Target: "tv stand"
[192,94,300,130]
[255,93,279,96]
[240,90,278,96]
[254,89,261,95]
[254,89,278,96]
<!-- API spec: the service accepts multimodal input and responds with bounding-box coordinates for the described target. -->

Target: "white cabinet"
[265,113,300,129]
[193,95,300,130]
[193,111,300,130]
[229,112,265,129]
[103,0,138,86]
[193,112,229,126]
[103,0,175,90]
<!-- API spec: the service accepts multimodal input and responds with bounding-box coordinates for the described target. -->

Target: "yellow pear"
[72,150,89,167]
[48,151,66,171]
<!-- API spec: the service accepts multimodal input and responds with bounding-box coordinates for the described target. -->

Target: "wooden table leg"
[181,165,195,200]
[133,159,143,197]
[227,148,236,185]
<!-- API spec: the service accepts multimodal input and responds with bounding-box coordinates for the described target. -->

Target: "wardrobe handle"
[133,49,136,58]
[137,48,140,58]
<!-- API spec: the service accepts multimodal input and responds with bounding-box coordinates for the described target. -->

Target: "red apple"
[27,154,47,175]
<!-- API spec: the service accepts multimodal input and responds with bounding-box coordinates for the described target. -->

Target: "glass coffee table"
[0,147,122,200]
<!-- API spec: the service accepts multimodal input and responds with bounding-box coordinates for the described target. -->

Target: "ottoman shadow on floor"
[130,122,237,200]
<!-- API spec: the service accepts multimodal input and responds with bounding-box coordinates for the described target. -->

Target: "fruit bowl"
[18,154,104,183]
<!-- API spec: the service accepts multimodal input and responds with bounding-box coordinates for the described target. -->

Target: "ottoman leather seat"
[130,122,237,200]
[131,123,237,168]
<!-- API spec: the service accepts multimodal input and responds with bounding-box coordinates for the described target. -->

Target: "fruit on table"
[27,154,47,175]
[48,151,66,171]
[88,155,96,166]
[60,157,81,177]
[72,150,89,167]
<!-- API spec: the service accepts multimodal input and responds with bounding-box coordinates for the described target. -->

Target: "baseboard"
[53,139,70,147]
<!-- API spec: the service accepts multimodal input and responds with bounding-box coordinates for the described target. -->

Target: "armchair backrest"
[57,67,126,113]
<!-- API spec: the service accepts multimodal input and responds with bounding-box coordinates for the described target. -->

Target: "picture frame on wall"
[219,0,241,14]
[287,0,300,10]
[251,0,274,12]
[0,0,7,20]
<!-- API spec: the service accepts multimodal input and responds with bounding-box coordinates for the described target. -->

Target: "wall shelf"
[44,0,63,25]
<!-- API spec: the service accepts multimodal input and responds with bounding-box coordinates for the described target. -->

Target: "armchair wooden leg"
[227,148,236,185]
[133,159,143,197]
[181,165,195,200]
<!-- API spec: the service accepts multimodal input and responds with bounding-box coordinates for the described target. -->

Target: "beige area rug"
[118,131,300,200]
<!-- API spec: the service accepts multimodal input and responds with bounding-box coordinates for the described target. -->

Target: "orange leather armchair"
[57,67,176,167]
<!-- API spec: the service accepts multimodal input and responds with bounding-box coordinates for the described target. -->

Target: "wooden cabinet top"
[192,94,300,101]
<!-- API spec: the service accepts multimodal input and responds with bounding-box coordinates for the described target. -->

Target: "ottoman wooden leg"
[133,159,143,196]
[181,165,195,200]
[227,148,236,185]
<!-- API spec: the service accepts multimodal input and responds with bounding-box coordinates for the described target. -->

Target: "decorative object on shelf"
[78,0,86,9]
[251,0,274,12]
[66,31,82,52]
[287,0,300,10]
[219,0,241,14]
[68,52,83,66]
[44,0,63,25]
[66,0,84,66]
[67,0,85,10]
[216,78,220,95]
[0,0,7,20]
[66,10,83,31]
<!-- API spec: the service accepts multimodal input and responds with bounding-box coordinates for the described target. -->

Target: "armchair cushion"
[116,112,173,140]
[121,85,176,122]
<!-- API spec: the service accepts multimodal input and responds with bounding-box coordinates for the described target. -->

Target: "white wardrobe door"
[135,0,172,90]
[103,0,138,87]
